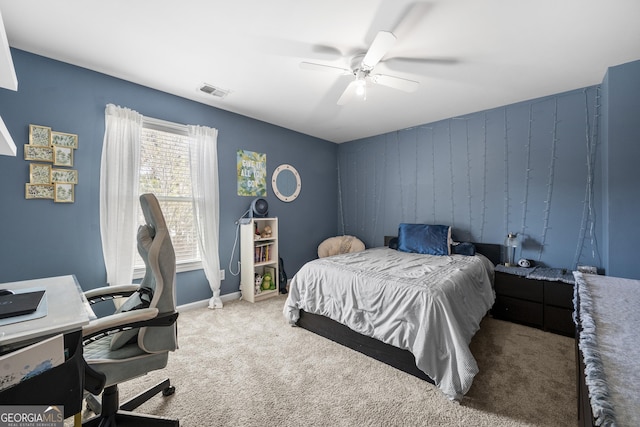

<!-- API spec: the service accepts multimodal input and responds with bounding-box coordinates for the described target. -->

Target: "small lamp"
[504,232,519,267]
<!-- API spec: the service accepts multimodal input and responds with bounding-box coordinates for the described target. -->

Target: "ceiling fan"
[300,30,420,105]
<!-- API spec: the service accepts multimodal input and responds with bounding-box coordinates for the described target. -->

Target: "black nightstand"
[492,267,575,337]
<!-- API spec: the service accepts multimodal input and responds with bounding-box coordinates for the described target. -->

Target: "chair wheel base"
[83,411,179,427]
[82,379,178,427]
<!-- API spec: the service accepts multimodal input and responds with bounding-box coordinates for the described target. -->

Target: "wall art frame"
[29,124,52,147]
[25,183,54,199]
[29,163,52,184]
[53,146,73,167]
[54,183,74,203]
[25,124,78,203]
[24,145,53,162]
[50,168,78,184]
[51,131,78,149]
[237,149,267,197]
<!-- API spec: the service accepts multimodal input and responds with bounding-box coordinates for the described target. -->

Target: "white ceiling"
[0,0,638,143]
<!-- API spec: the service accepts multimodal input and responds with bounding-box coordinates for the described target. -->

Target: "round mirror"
[272,164,301,202]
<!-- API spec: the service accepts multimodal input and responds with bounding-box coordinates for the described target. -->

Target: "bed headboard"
[383,235,501,266]
[472,243,502,266]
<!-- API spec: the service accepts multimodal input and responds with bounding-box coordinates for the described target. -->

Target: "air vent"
[198,83,229,98]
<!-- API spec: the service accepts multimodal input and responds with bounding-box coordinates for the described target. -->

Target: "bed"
[574,272,640,427]
[283,224,499,401]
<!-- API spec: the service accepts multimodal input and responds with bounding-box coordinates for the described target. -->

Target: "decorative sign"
[237,150,266,197]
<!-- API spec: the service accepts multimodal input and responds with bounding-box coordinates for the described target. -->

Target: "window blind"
[136,126,200,267]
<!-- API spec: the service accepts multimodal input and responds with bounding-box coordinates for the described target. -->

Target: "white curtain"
[188,125,222,309]
[100,104,142,287]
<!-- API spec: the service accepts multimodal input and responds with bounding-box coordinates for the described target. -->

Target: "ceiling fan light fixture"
[355,78,366,97]
[354,69,368,99]
[301,29,423,105]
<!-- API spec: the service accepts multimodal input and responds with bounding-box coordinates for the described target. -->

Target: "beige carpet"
[82,295,576,426]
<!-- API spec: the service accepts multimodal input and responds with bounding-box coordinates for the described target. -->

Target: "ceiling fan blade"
[361,31,396,70]
[386,56,459,66]
[370,74,419,93]
[300,62,351,75]
[390,3,432,40]
[337,80,359,106]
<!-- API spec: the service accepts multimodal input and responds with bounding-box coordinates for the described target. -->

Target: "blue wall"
[600,60,640,279]
[338,87,604,271]
[338,59,640,278]
[0,49,338,304]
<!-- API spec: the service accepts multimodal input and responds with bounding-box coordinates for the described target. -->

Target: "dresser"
[491,266,575,337]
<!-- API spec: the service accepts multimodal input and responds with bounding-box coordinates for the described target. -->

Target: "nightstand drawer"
[544,305,575,337]
[493,295,543,327]
[544,281,574,309]
[495,272,543,302]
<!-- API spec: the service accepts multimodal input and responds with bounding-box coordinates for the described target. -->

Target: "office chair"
[82,193,180,426]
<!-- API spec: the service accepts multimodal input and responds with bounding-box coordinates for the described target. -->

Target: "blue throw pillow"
[397,223,451,255]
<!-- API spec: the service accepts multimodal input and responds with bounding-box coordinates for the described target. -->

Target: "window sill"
[133,260,203,279]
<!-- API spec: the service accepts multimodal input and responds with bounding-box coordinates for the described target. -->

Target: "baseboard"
[177,291,241,312]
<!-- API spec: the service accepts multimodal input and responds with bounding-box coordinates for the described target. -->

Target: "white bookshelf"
[240,217,279,302]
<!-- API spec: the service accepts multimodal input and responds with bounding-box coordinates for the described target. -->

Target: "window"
[134,119,200,275]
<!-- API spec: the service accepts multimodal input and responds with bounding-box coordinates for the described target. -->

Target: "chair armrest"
[84,284,140,302]
[82,307,159,338]
[82,310,179,343]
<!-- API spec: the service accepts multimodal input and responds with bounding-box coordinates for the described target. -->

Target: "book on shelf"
[254,243,273,262]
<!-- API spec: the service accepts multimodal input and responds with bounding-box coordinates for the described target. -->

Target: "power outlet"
[219,269,225,280]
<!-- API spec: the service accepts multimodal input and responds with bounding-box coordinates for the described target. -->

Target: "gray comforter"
[283,247,495,401]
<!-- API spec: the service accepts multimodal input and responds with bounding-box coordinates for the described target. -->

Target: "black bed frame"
[296,242,502,383]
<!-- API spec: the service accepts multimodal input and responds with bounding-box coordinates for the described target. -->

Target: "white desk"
[0,275,95,421]
[0,275,94,350]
